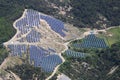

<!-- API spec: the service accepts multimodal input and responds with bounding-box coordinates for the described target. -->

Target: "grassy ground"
[97,26,120,46]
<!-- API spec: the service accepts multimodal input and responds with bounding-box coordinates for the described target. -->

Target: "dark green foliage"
[99,42,120,65]
[0,0,119,45]
[6,64,49,80]
[0,1,55,78]
[70,0,120,28]
[0,47,9,64]
[0,18,16,44]
[49,73,58,80]
[59,42,120,80]
[0,0,119,34]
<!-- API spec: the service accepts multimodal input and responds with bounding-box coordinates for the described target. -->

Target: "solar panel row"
[7,44,27,56]
[26,30,41,43]
[40,15,66,37]
[7,9,66,72]
[72,34,107,48]
[15,9,66,37]
[29,45,62,72]
[65,49,86,58]
[7,45,62,72]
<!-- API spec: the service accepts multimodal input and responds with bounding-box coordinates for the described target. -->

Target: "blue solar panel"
[29,45,62,72]
[7,45,62,72]
[7,9,66,72]
[26,30,41,43]
[65,49,87,58]
[40,15,66,37]
[15,9,66,38]
[72,34,107,48]
[7,44,27,56]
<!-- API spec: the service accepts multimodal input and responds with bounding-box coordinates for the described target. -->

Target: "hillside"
[0,0,120,30]
[0,0,120,80]
[51,34,120,80]
[0,9,84,80]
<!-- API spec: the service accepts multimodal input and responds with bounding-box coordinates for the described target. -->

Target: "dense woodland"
[48,0,120,28]
[70,0,120,28]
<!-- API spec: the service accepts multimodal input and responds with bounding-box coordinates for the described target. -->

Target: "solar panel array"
[7,45,62,72]
[15,18,32,35]
[40,15,66,37]
[65,49,86,58]
[29,45,63,72]
[15,10,40,35]
[7,44,27,57]
[6,9,67,72]
[25,9,41,27]
[15,9,66,37]
[29,45,62,72]
[26,30,41,43]
[72,34,107,48]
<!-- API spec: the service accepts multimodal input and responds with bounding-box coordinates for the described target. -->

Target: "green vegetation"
[0,18,16,45]
[6,64,50,80]
[0,0,119,46]
[58,41,120,80]
[0,1,56,79]
[48,0,120,28]
[98,27,120,46]
[0,0,23,66]
[0,0,119,44]
[0,47,9,64]
[0,0,120,80]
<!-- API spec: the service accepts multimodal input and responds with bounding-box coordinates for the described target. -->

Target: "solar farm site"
[0,1,119,80]
[3,9,109,79]
[3,9,65,72]
[3,9,82,72]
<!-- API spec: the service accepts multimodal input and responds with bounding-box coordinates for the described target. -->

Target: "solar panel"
[26,30,41,43]
[29,45,62,72]
[72,34,107,48]
[7,9,66,72]
[7,44,27,56]
[40,15,66,37]
[65,49,87,58]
